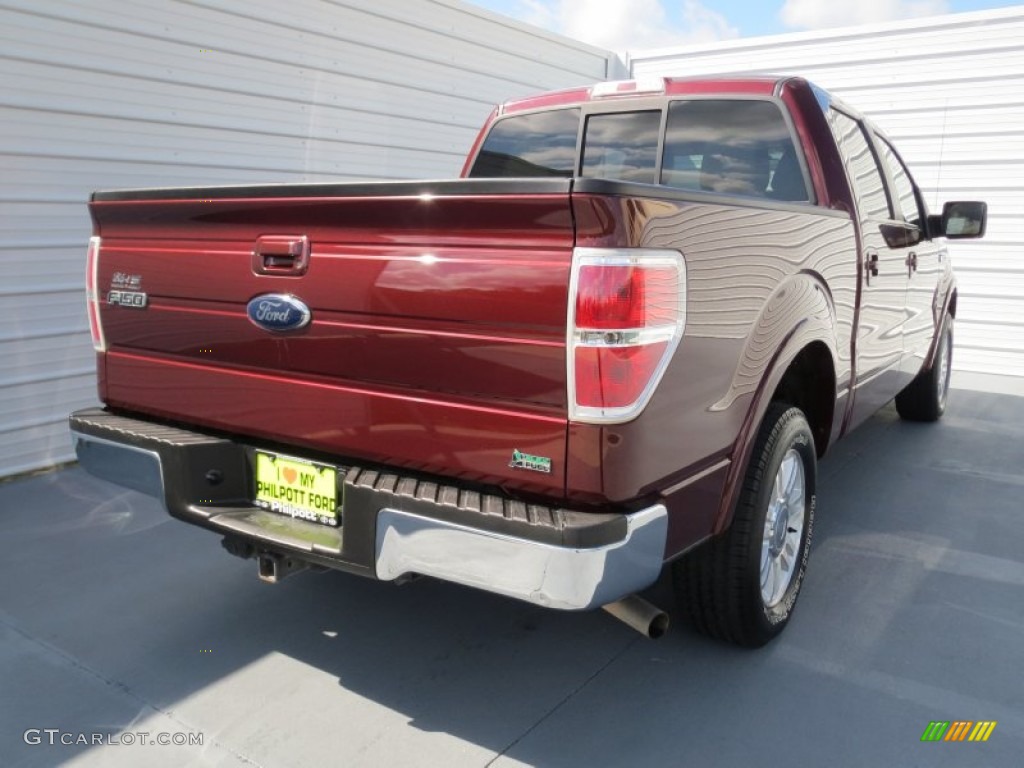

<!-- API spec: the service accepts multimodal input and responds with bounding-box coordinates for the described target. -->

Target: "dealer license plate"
[254,451,340,527]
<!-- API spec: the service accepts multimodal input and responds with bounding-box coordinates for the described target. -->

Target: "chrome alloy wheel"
[760,448,806,608]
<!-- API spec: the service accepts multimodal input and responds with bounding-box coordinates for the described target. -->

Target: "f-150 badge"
[509,449,551,474]
[107,272,147,308]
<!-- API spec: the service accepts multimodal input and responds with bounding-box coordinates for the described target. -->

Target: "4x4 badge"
[509,449,551,474]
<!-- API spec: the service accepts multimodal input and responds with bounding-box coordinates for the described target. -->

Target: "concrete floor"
[2,374,1023,767]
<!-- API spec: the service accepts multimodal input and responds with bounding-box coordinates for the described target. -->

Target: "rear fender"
[709,274,836,415]
[711,274,839,535]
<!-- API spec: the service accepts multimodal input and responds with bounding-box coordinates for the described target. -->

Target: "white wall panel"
[0,0,613,478]
[631,7,1024,379]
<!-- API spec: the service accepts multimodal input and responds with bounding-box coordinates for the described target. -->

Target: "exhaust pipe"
[257,552,308,584]
[602,595,669,639]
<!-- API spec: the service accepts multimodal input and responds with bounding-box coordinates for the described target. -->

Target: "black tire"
[895,314,953,422]
[674,403,816,647]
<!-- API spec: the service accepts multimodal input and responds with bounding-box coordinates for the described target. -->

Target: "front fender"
[926,269,958,370]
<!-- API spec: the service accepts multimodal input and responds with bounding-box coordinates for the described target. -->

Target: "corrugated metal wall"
[630,7,1024,379]
[0,0,613,477]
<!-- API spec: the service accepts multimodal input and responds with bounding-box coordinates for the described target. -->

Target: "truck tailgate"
[89,179,573,495]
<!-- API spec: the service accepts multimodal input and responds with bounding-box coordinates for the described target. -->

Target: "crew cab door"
[873,133,943,382]
[828,108,908,428]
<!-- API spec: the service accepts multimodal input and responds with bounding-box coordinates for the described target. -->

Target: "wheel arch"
[770,340,836,458]
[712,334,837,535]
[922,280,958,372]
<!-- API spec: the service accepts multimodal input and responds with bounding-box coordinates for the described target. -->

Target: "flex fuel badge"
[509,449,551,474]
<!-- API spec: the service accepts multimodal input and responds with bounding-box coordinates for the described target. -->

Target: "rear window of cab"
[468,99,810,203]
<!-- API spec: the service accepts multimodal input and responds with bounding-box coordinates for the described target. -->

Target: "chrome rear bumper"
[375,505,666,610]
[70,409,667,611]
[74,430,165,500]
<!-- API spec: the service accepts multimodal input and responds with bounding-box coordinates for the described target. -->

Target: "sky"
[465,0,1021,51]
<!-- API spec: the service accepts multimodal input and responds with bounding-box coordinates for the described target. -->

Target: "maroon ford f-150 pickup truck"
[70,76,986,646]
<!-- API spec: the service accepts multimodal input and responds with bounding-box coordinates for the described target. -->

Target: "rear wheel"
[895,314,953,422]
[674,403,816,647]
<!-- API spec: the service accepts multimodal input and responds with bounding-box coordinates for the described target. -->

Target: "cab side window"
[877,137,922,227]
[828,109,892,220]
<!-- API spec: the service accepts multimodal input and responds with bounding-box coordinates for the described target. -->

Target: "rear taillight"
[568,248,686,423]
[85,236,106,352]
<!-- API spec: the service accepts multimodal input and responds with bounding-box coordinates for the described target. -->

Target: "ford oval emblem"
[246,294,311,332]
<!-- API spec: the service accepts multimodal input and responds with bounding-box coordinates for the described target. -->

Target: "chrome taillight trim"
[567,247,687,424]
[85,236,106,353]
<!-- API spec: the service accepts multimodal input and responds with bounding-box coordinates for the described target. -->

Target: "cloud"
[514,0,738,52]
[517,0,559,30]
[780,0,951,30]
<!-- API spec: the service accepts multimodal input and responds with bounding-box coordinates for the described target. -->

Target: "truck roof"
[499,76,830,115]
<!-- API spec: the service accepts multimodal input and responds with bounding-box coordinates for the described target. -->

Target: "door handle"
[252,235,310,276]
[905,251,918,277]
[865,252,879,285]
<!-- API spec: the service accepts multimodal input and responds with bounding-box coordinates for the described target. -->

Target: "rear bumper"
[69,408,666,610]
[374,506,666,610]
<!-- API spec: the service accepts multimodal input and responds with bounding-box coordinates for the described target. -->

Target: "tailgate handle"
[252,235,310,276]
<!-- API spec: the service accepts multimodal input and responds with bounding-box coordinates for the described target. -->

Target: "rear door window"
[662,100,810,202]
[828,109,892,220]
[468,108,579,178]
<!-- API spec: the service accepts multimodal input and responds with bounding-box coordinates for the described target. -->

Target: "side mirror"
[938,201,987,239]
